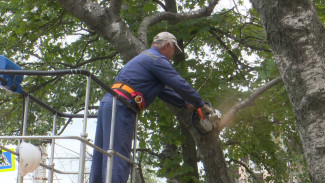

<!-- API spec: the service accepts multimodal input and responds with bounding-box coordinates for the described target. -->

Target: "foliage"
[222,83,308,182]
[0,0,118,139]
[0,0,311,182]
[314,0,325,24]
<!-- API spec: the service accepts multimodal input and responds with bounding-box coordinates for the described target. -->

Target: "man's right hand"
[186,103,196,111]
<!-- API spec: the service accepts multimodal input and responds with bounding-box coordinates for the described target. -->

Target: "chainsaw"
[192,101,221,135]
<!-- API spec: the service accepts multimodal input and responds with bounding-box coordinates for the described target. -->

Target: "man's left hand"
[202,104,214,115]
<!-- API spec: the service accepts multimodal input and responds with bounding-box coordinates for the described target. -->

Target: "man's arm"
[158,87,214,114]
[157,87,188,108]
[151,58,205,108]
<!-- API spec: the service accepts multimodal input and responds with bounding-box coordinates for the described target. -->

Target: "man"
[89,32,214,183]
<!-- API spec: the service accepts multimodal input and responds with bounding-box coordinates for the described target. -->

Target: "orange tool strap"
[112,82,145,111]
[197,108,205,120]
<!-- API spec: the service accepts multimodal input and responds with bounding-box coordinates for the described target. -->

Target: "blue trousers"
[89,93,136,183]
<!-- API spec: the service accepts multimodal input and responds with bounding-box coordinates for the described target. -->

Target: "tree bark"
[180,122,199,182]
[251,0,325,182]
[56,0,220,61]
[34,145,47,183]
[169,105,234,183]
[56,0,146,61]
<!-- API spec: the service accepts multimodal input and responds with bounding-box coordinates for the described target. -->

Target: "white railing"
[0,69,138,183]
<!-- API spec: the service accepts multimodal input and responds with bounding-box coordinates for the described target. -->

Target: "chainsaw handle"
[197,108,205,120]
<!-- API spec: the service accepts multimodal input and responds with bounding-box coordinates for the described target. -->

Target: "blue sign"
[0,149,15,172]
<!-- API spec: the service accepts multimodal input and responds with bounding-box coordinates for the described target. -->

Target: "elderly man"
[89,32,213,183]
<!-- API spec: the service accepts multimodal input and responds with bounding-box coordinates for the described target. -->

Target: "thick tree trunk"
[251,0,325,182]
[180,122,199,182]
[196,133,233,183]
[56,0,146,61]
[169,104,234,183]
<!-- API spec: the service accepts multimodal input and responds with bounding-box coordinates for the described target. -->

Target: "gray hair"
[152,40,174,49]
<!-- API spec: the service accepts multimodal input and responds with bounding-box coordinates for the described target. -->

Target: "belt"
[112,82,145,111]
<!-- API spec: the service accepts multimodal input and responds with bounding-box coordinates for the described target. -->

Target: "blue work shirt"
[115,47,204,109]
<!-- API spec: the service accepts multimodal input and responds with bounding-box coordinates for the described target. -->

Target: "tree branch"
[76,36,100,64]
[136,160,146,183]
[197,66,214,92]
[216,77,283,131]
[153,0,167,11]
[136,148,164,159]
[57,105,99,135]
[73,52,118,68]
[137,0,220,45]
[109,0,122,16]
[223,141,241,146]
[209,30,241,68]
[210,27,271,52]
[54,52,118,69]
[209,29,258,77]
[29,76,61,93]
[0,99,10,106]
[56,0,146,61]
[57,118,73,135]
[228,158,258,180]
[56,0,107,31]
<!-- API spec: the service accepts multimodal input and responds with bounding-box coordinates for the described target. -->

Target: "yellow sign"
[0,149,15,172]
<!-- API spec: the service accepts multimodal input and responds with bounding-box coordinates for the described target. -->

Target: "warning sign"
[0,149,15,172]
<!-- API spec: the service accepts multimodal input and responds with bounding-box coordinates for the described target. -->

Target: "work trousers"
[89,93,136,183]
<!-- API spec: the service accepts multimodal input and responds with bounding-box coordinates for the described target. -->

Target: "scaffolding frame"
[0,69,139,183]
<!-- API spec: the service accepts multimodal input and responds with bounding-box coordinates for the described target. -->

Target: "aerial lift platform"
[0,55,139,183]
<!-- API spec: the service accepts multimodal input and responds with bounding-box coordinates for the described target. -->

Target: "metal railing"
[0,69,139,183]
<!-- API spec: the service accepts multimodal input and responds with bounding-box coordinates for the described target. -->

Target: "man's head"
[152,32,182,60]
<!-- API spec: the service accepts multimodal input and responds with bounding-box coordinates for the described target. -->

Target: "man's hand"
[202,104,214,115]
[186,104,195,111]
[195,104,215,133]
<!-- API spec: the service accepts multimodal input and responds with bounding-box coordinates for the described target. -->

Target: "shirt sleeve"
[157,87,188,108]
[150,57,204,108]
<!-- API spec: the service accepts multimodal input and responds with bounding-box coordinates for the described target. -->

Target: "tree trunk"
[33,145,47,183]
[56,0,146,61]
[169,105,234,183]
[180,122,199,182]
[251,0,325,182]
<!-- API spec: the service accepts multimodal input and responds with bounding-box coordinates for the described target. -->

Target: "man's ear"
[162,42,169,50]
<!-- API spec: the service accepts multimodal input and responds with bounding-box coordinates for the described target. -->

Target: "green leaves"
[0,0,118,144]
[221,83,306,182]
[314,0,325,24]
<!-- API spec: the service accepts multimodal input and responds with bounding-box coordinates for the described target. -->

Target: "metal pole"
[18,95,29,183]
[78,76,91,183]
[131,113,139,183]
[105,96,117,183]
[48,113,57,183]
[0,135,136,165]
[22,95,29,139]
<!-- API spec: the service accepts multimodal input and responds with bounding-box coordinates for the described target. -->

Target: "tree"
[0,0,310,182]
[251,0,325,182]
